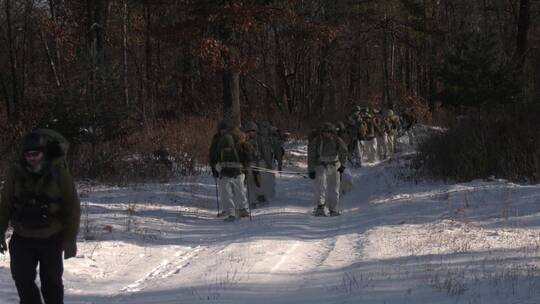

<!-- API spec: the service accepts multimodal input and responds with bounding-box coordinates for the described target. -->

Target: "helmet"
[321,122,336,133]
[259,121,271,129]
[217,121,230,131]
[243,121,258,133]
[259,121,271,135]
[21,133,47,153]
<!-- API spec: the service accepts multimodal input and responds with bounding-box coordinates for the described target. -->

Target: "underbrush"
[0,111,305,183]
[414,104,540,183]
[70,117,216,182]
[0,116,216,183]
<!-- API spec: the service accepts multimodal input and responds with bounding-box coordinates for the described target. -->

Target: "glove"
[0,238,6,255]
[212,168,219,178]
[63,241,77,260]
[338,166,345,174]
[309,172,316,179]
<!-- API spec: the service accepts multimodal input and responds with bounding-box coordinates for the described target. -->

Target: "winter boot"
[329,210,341,216]
[224,215,236,222]
[239,208,249,218]
[257,195,267,204]
[314,205,326,216]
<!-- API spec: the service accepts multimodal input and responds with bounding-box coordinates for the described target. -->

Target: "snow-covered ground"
[1,135,540,304]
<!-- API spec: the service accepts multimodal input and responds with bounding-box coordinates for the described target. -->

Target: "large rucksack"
[357,121,368,140]
[218,134,242,169]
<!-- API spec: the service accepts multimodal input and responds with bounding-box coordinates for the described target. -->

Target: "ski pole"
[249,166,309,178]
[245,171,253,221]
[246,171,255,222]
[214,177,220,217]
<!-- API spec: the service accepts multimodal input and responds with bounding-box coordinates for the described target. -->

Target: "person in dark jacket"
[0,130,81,304]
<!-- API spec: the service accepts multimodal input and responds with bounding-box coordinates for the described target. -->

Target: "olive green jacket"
[0,158,80,243]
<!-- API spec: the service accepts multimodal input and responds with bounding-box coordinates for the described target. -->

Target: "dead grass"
[69,116,216,182]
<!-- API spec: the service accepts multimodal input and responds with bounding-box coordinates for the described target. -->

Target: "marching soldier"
[308,122,348,216]
[257,121,279,200]
[361,108,378,163]
[244,122,267,208]
[373,109,388,161]
[385,109,401,156]
[209,122,253,221]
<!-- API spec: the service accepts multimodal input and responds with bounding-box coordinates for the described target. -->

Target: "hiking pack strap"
[317,137,339,164]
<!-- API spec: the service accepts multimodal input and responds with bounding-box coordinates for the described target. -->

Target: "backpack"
[357,121,368,140]
[218,134,242,169]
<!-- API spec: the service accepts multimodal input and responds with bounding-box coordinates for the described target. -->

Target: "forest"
[0,0,538,181]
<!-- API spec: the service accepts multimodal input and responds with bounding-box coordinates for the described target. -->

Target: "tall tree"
[515,0,530,67]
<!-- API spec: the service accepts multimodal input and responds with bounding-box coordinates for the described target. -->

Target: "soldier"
[401,108,416,131]
[400,109,417,147]
[373,109,388,161]
[336,122,349,145]
[0,130,81,304]
[308,122,348,216]
[257,121,279,200]
[209,122,253,222]
[270,126,286,172]
[349,108,370,168]
[385,109,401,156]
[209,122,229,217]
[336,120,357,168]
[243,122,266,208]
[361,108,378,163]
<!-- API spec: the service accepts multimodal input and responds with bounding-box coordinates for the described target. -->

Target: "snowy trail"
[1,139,540,303]
[120,245,205,293]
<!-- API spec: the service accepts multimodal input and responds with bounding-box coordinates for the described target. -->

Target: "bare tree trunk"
[48,0,64,87]
[533,50,540,103]
[222,68,241,128]
[0,74,11,120]
[180,43,193,115]
[515,0,530,68]
[144,4,150,121]
[407,50,412,96]
[316,46,329,118]
[122,0,129,106]
[40,28,62,90]
[271,26,288,113]
[20,0,33,110]
[364,47,370,94]
[143,2,153,123]
[382,18,391,109]
[5,0,19,119]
